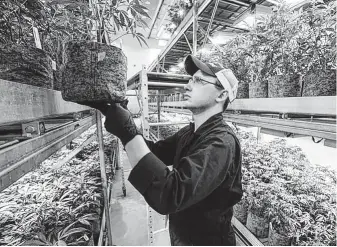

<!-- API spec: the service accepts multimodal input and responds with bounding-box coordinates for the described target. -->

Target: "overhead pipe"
[147,0,165,38]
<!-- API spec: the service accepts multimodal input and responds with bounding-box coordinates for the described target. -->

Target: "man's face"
[182,70,222,112]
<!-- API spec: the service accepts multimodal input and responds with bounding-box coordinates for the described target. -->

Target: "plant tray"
[246,211,269,238]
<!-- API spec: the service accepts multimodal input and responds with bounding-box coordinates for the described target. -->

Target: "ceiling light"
[198,48,211,54]
[169,23,177,29]
[169,67,179,72]
[178,62,184,68]
[162,32,172,40]
[178,9,185,17]
[158,39,168,46]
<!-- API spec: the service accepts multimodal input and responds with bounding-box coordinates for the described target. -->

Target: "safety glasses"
[189,76,223,89]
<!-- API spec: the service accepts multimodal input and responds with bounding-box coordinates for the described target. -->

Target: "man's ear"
[215,90,228,103]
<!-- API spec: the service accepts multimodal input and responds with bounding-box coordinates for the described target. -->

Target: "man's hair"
[223,97,230,112]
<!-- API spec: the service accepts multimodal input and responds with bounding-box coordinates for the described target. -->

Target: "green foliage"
[0,0,150,64]
[193,0,336,95]
[165,0,193,33]
[0,127,117,246]
[234,127,336,245]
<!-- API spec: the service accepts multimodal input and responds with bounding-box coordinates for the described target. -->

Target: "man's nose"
[184,80,192,91]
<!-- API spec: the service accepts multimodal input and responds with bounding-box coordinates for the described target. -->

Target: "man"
[88,55,243,245]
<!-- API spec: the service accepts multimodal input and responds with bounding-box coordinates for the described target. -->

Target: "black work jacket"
[128,113,243,243]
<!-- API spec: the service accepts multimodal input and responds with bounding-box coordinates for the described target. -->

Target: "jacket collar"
[190,112,223,136]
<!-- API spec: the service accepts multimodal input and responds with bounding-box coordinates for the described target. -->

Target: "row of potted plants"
[0,0,149,103]
[0,126,118,246]
[185,0,336,99]
[233,129,336,246]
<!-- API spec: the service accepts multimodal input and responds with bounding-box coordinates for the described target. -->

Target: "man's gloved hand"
[104,103,141,146]
[80,100,140,146]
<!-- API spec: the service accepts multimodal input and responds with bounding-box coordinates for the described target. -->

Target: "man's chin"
[182,101,194,109]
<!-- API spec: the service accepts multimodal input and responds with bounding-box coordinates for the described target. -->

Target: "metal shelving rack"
[149,96,336,148]
[0,78,124,245]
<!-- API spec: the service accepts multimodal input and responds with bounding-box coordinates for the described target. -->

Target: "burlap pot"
[268,74,301,98]
[0,44,53,88]
[302,70,336,96]
[233,202,248,224]
[246,211,269,238]
[268,223,291,246]
[237,80,249,99]
[249,80,268,98]
[62,41,127,103]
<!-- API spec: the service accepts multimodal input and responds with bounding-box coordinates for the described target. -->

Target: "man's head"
[182,55,238,113]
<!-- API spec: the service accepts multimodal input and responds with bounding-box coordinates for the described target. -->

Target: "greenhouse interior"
[0,0,336,246]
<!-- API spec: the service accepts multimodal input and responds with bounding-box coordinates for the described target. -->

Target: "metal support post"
[203,0,220,47]
[156,56,160,72]
[162,56,166,73]
[140,65,154,245]
[193,0,198,55]
[157,90,161,139]
[117,139,126,197]
[96,111,113,246]
[184,33,193,53]
[257,127,262,143]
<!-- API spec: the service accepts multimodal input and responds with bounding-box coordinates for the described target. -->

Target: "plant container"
[0,43,53,88]
[268,74,301,98]
[246,211,269,238]
[302,70,336,97]
[268,223,291,246]
[237,81,249,99]
[61,41,127,103]
[233,201,248,224]
[249,79,268,98]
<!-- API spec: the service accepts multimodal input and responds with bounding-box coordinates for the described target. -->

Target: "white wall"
[118,36,162,79]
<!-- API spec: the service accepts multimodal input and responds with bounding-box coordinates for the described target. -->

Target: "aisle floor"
[109,150,171,246]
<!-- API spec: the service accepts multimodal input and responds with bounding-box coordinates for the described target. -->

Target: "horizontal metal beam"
[199,16,234,26]
[228,96,336,117]
[0,116,96,192]
[0,79,90,126]
[149,121,190,127]
[223,114,335,141]
[152,97,337,117]
[220,0,250,7]
[148,82,186,88]
[224,113,336,134]
[53,133,97,170]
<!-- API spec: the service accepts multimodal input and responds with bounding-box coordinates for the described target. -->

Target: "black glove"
[103,103,141,145]
[80,101,110,115]
[79,99,140,145]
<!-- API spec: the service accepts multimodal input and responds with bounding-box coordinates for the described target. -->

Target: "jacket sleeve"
[128,134,236,215]
[143,132,179,166]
